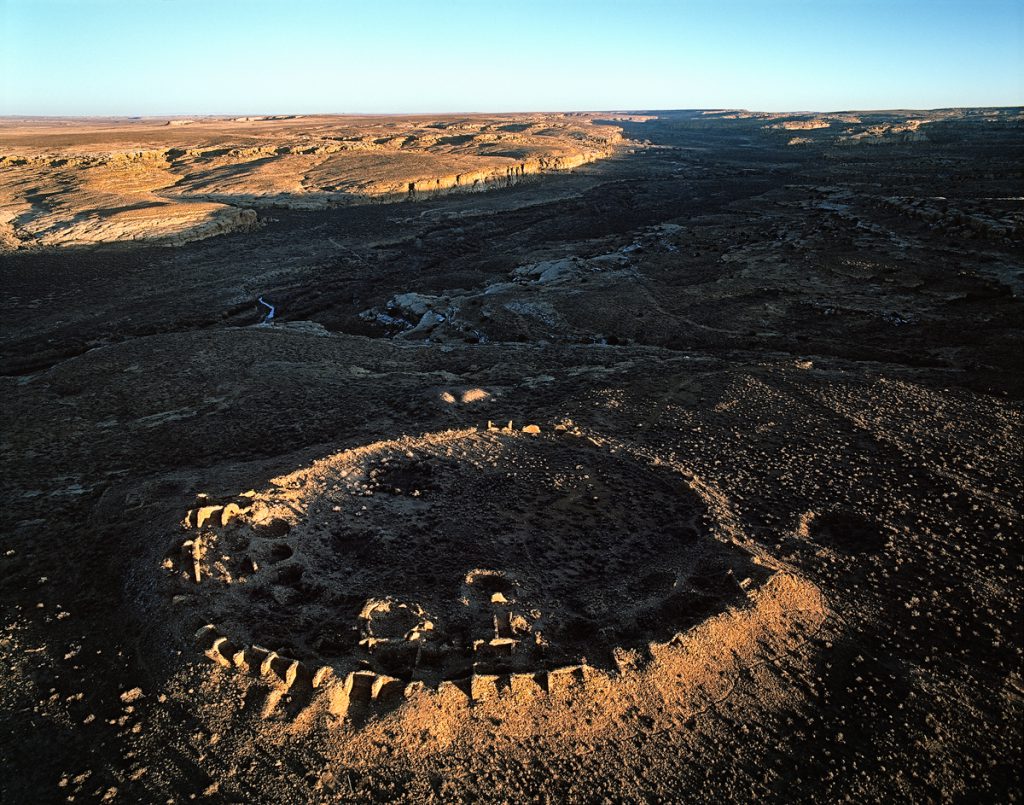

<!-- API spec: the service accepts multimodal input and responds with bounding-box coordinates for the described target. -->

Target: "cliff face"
[835,120,930,145]
[767,119,831,131]
[0,115,625,249]
[757,111,980,147]
[399,149,613,198]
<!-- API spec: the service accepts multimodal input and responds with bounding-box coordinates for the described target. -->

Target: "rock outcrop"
[0,114,624,249]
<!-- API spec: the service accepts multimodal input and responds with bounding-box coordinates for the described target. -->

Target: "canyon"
[1,107,1021,803]
[0,114,620,248]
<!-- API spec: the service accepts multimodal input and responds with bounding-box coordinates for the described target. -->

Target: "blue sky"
[1,0,1021,115]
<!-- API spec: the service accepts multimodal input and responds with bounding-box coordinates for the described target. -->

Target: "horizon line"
[2,104,1023,120]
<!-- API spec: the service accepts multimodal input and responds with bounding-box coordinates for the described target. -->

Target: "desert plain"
[0,108,1022,802]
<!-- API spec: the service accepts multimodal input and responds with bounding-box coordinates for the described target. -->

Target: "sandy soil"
[1,108,1022,803]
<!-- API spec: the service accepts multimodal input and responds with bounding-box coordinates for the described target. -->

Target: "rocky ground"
[1,108,1022,803]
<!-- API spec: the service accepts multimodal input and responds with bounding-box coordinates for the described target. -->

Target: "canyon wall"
[0,114,625,249]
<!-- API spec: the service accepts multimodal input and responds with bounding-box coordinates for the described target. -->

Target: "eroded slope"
[1,108,1021,802]
[0,114,622,248]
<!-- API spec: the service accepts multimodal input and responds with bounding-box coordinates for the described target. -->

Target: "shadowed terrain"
[1,108,1021,803]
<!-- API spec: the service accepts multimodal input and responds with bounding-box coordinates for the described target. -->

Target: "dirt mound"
[161,426,821,732]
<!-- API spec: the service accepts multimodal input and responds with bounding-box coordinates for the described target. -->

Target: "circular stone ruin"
[163,427,774,692]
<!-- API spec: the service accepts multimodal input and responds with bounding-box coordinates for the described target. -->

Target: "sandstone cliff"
[0,114,625,249]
